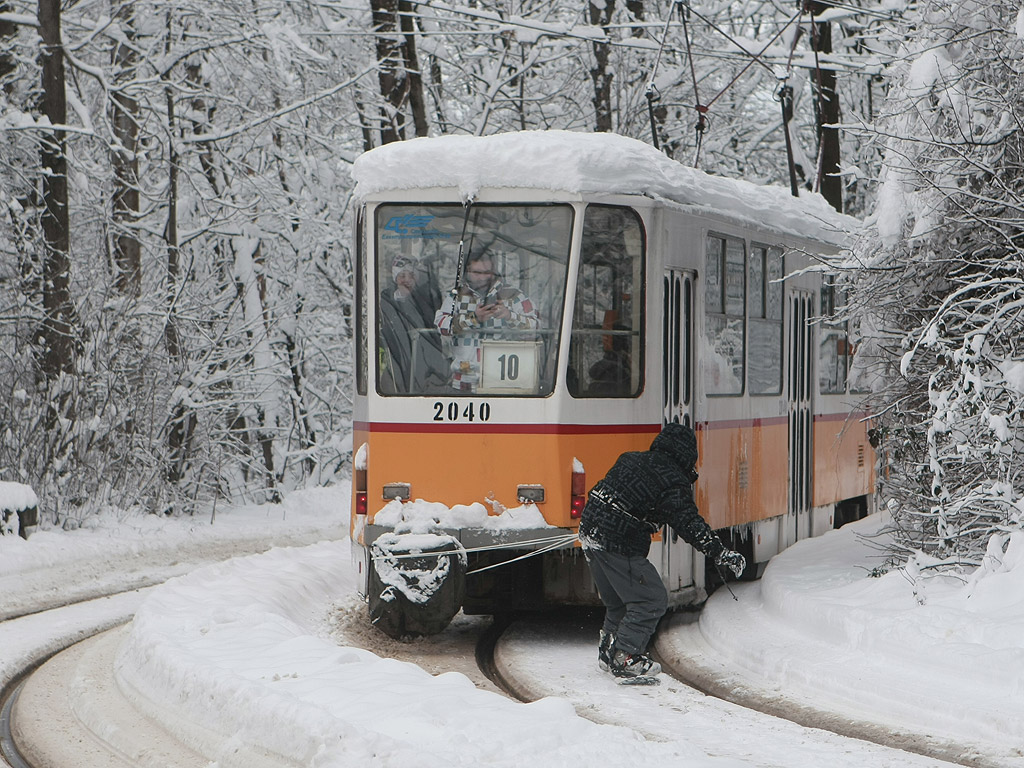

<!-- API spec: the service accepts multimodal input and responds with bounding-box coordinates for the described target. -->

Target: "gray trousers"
[585,548,668,655]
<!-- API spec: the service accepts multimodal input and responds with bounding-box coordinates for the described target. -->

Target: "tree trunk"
[625,0,644,37]
[37,0,75,380]
[398,0,429,137]
[417,11,448,135]
[354,92,375,152]
[371,0,407,144]
[0,2,15,86]
[110,0,141,297]
[589,0,615,133]
[161,16,193,491]
[164,81,182,362]
[808,1,842,213]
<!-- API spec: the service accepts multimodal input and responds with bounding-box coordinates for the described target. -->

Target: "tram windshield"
[374,203,573,396]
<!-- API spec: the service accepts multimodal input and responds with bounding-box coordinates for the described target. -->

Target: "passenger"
[586,326,632,396]
[379,257,448,393]
[579,422,746,681]
[434,248,539,392]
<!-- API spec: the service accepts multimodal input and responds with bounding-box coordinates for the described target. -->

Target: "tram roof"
[352,130,859,248]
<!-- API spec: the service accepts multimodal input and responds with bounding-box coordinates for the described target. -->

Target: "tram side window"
[818,278,853,394]
[704,235,745,395]
[748,245,783,395]
[567,205,645,398]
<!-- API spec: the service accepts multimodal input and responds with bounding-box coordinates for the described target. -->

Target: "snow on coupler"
[368,532,467,639]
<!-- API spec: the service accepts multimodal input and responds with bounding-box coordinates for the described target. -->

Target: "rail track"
[1,599,995,768]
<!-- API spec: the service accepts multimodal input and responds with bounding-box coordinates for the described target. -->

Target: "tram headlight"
[517,484,545,503]
[382,482,411,501]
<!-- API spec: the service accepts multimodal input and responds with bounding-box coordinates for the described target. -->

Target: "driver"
[434,248,539,391]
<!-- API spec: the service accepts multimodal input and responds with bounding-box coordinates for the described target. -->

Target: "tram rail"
[1,601,994,768]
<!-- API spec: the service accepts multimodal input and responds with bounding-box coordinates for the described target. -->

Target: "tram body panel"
[357,420,658,527]
[812,408,875,508]
[695,418,789,530]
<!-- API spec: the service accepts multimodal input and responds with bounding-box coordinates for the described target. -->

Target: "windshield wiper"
[451,196,475,298]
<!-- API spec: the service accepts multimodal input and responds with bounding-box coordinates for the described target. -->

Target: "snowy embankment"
[111,507,1011,768]
[0,485,351,620]
[693,514,1024,757]
[115,539,702,768]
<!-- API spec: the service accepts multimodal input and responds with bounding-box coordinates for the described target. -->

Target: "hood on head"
[392,256,416,281]
[650,422,698,472]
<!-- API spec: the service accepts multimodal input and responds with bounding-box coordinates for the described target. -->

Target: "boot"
[608,648,661,679]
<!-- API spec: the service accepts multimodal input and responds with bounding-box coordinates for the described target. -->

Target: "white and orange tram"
[349,131,873,634]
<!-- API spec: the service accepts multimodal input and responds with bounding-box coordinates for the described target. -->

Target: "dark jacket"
[579,423,725,560]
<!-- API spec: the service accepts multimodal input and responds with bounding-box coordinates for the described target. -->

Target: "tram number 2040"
[433,401,492,422]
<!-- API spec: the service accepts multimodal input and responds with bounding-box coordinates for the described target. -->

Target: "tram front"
[351,193,653,637]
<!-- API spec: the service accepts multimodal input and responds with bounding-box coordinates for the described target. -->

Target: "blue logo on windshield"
[382,214,450,240]
[384,215,433,234]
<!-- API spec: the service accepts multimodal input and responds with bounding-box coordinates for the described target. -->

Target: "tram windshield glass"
[374,203,573,396]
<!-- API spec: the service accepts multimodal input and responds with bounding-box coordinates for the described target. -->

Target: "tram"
[349,131,874,636]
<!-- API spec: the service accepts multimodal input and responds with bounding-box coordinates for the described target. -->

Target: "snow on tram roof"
[352,130,858,247]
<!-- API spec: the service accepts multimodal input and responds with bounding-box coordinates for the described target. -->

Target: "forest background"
[0,0,1020,569]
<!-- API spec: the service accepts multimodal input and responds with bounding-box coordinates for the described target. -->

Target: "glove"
[716,549,746,578]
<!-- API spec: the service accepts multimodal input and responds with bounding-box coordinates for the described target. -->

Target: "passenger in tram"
[586,325,632,397]
[379,256,448,393]
[579,422,747,680]
[434,248,539,392]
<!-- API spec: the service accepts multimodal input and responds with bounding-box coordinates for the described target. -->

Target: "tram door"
[663,269,694,427]
[786,291,813,547]
[659,269,696,595]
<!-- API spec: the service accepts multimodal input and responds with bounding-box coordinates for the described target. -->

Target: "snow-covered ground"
[3,485,1023,767]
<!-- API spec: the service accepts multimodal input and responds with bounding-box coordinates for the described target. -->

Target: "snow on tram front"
[348,131,875,638]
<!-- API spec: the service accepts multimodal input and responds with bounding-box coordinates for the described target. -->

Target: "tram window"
[373,203,572,396]
[748,245,783,395]
[568,205,645,399]
[704,235,745,395]
[819,279,852,394]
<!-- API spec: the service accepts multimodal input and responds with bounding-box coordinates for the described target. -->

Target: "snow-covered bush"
[845,0,1024,568]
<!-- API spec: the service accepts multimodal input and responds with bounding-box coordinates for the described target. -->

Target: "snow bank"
[696,514,1024,751]
[0,484,348,579]
[352,130,857,246]
[116,539,704,767]
[0,481,37,512]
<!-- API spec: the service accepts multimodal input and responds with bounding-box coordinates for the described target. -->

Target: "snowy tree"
[843,0,1024,569]
[0,0,902,526]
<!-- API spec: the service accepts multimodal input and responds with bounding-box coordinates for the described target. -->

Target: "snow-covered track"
[654,611,994,768]
[1,670,36,768]
[2,602,982,768]
[495,613,979,768]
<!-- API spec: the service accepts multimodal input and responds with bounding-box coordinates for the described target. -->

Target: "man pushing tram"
[580,422,746,683]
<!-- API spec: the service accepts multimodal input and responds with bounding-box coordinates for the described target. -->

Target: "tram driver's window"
[704,235,745,395]
[374,203,573,396]
[567,205,645,398]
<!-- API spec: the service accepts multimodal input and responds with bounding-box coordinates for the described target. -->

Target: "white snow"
[3,485,1024,767]
[374,497,552,532]
[352,131,857,247]
[371,531,465,605]
[0,481,37,513]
